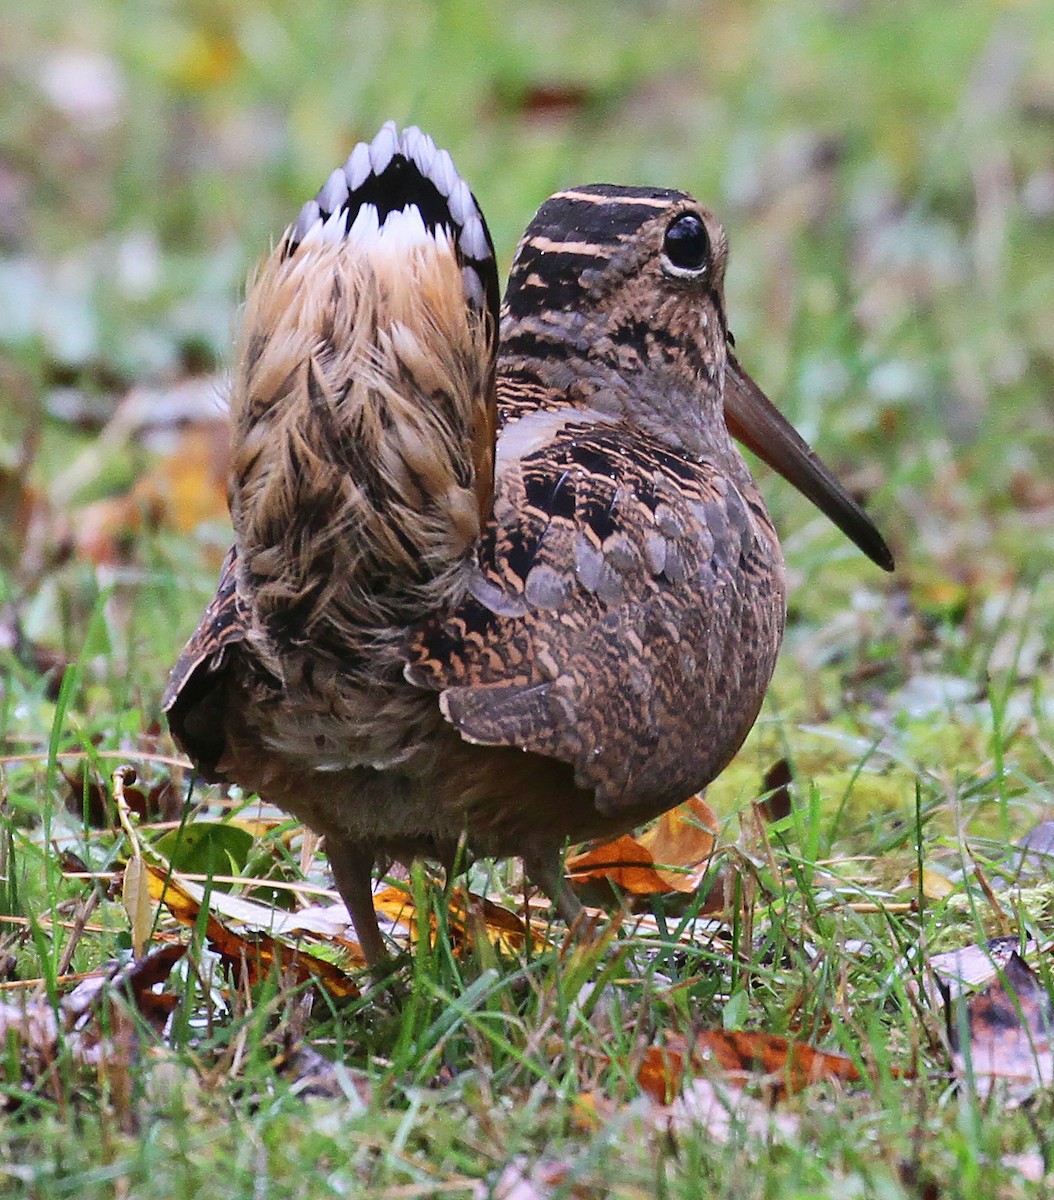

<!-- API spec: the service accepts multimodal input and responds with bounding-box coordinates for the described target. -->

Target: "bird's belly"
[222,536,786,858]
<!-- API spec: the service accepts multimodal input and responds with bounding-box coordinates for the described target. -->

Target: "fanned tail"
[227,124,499,666]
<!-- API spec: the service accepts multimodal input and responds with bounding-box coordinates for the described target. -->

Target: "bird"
[163,122,893,966]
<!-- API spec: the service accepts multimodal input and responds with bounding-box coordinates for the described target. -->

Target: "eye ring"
[662,212,710,276]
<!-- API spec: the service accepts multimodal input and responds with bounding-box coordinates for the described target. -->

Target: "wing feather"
[408,423,785,812]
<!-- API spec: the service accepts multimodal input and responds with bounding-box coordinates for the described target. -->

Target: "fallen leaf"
[121,944,184,1026]
[61,766,111,826]
[64,944,186,1034]
[154,821,254,889]
[146,422,229,532]
[122,854,153,958]
[138,871,353,941]
[61,766,181,828]
[1,945,184,1117]
[638,1029,865,1104]
[909,867,956,901]
[146,865,358,998]
[926,936,1035,1000]
[949,951,1054,1102]
[515,83,592,119]
[757,758,793,823]
[371,884,550,956]
[566,794,718,896]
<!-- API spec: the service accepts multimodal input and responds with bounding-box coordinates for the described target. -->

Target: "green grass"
[3,0,1054,1195]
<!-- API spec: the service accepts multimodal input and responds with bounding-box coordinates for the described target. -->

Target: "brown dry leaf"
[756,758,793,823]
[65,944,186,1034]
[61,766,110,825]
[950,951,1054,1102]
[566,794,718,895]
[146,865,358,998]
[63,766,182,827]
[510,82,593,121]
[121,943,185,1026]
[638,1029,865,1104]
[371,884,550,956]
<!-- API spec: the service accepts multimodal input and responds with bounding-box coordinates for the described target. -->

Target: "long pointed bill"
[724,353,894,571]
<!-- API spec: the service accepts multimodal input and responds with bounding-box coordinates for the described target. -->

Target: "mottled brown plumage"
[165,125,892,965]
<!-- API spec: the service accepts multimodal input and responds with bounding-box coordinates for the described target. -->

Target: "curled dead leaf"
[566,794,718,896]
[756,758,793,823]
[122,854,153,958]
[146,865,358,998]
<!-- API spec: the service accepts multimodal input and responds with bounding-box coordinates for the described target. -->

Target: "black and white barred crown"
[286,122,499,339]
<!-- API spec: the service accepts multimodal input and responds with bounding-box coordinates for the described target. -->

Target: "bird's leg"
[522,848,583,929]
[324,836,388,967]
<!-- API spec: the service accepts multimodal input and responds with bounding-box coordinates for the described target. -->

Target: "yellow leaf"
[371,884,550,955]
[910,867,955,900]
[123,854,154,958]
[146,864,359,998]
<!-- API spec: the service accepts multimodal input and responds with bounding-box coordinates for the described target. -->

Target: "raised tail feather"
[227,123,499,665]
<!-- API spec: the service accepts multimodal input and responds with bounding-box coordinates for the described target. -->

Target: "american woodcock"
[164,123,893,965]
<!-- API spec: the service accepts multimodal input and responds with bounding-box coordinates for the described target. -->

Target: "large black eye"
[663,213,710,273]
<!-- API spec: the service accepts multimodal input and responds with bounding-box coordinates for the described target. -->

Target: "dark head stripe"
[504,184,690,321]
[526,184,689,247]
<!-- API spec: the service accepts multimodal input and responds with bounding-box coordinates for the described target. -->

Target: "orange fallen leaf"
[638,1029,867,1104]
[148,422,229,532]
[121,944,185,1025]
[566,794,718,895]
